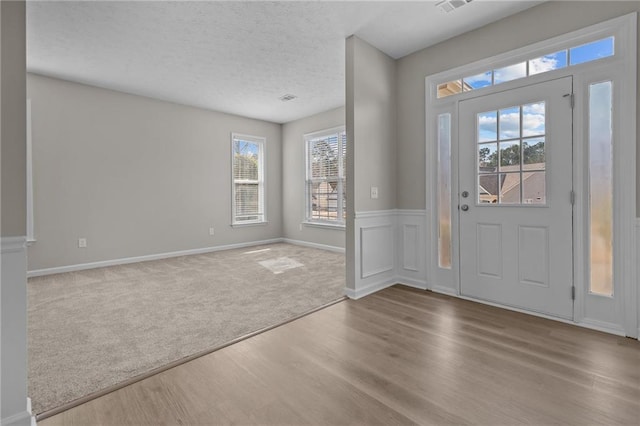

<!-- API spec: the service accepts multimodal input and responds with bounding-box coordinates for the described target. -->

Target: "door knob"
[461,191,469,198]
[461,204,469,211]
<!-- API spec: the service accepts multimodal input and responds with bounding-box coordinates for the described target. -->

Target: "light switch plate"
[371,186,379,199]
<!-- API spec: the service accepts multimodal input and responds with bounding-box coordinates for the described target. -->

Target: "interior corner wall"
[345,35,398,298]
[1,1,30,424]
[1,2,26,237]
[27,74,283,271]
[396,0,640,212]
[348,36,397,213]
[282,106,345,249]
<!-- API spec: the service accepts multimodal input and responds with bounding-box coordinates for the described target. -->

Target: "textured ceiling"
[27,1,543,123]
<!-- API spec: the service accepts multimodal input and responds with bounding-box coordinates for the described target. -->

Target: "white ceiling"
[27,1,543,124]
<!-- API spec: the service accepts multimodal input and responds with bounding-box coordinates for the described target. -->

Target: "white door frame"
[425,13,637,337]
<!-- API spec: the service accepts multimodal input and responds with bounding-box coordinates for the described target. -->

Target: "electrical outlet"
[78,238,87,248]
[209,227,215,236]
[371,186,379,199]
[299,224,303,231]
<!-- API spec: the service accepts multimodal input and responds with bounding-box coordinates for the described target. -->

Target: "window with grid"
[305,127,346,226]
[232,134,265,225]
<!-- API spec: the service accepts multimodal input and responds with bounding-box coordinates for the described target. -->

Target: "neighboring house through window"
[232,133,265,225]
[305,126,346,226]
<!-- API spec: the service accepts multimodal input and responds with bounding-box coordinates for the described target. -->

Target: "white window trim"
[304,125,346,228]
[425,13,637,338]
[231,133,266,226]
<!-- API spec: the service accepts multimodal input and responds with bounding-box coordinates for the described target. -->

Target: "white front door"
[458,77,574,319]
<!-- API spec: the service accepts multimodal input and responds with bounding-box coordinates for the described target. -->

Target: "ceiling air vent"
[436,0,473,13]
[279,94,297,102]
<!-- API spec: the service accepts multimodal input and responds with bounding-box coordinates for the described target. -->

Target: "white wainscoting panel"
[1,237,34,426]
[402,226,418,271]
[349,210,397,299]
[347,210,427,299]
[396,210,428,290]
[360,225,394,278]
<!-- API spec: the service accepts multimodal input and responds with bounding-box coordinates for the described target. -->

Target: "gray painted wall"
[396,0,640,213]
[282,106,345,248]
[1,1,29,424]
[1,0,26,237]
[27,74,283,270]
[349,36,397,213]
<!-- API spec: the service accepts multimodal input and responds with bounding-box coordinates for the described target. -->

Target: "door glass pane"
[478,174,498,204]
[477,102,545,207]
[437,114,452,269]
[478,143,498,172]
[529,51,568,75]
[570,37,614,66]
[478,111,497,142]
[494,62,526,84]
[523,137,545,166]
[464,71,492,90]
[437,80,463,98]
[589,81,613,296]
[522,102,545,137]
[499,140,521,168]
[499,172,521,204]
[523,171,546,204]
[499,106,520,140]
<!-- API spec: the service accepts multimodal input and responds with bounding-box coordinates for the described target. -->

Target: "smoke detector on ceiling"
[436,0,473,13]
[279,94,297,102]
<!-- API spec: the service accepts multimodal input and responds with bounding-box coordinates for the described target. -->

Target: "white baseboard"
[396,277,427,290]
[281,238,344,254]
[431,285,458,297]
[27,238,284,277]
[1,411,32,426]
[1,398,33,426]
[345,278,396,300]
[578,318,627,337]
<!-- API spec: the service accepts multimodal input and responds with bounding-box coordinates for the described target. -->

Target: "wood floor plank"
[40,285,640,425]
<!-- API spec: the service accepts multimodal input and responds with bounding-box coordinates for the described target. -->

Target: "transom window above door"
[437,36,614,99]
[476,102,547,205]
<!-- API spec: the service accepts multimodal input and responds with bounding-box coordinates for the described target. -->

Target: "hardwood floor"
[40,285,640,425]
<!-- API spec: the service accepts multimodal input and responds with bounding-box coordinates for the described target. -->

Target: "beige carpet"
[28,243,345,415]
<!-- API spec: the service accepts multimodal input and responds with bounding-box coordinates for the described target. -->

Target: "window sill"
[302,221,345,230]
[231,221,269,228]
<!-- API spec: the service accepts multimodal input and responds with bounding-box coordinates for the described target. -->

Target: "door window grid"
[476,102,546,205]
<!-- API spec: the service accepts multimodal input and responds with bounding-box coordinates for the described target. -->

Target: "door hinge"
[571,286,576,300]
[570,190,575,205]
[563,93,575,109]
